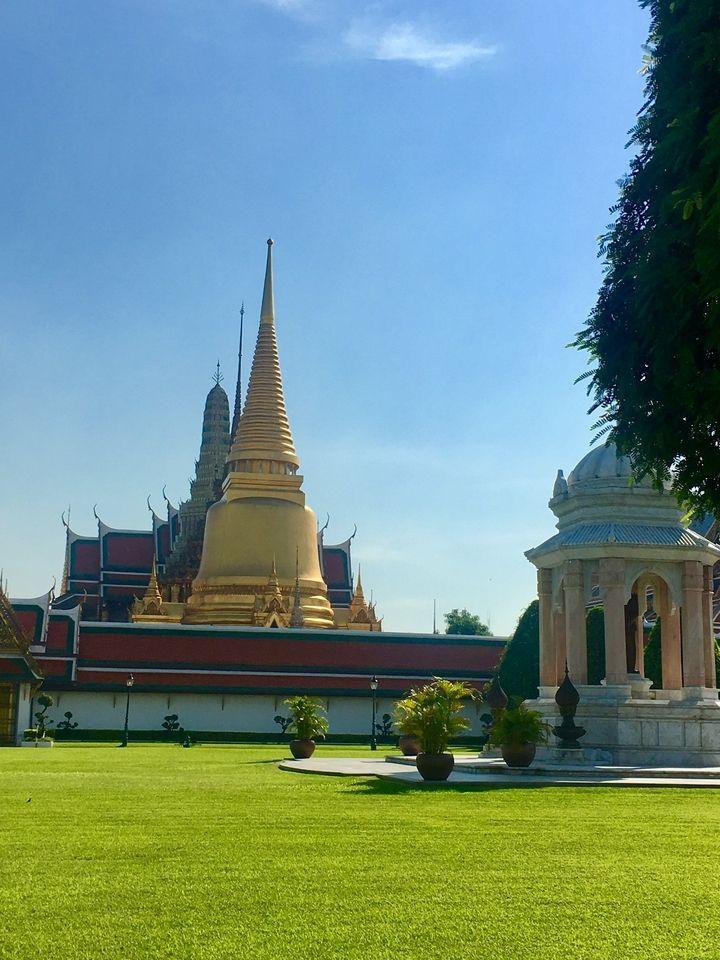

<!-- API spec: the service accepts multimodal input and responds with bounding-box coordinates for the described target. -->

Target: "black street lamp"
[370,675,378,751]
[120,674,135,748]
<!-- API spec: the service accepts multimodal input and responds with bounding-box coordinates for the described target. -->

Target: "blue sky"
[1,0,649,634]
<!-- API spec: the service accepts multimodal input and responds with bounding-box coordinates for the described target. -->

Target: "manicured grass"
[1,743,719,959]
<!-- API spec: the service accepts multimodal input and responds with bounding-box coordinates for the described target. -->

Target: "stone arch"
[623,561,682,608]
[626,567,681,690]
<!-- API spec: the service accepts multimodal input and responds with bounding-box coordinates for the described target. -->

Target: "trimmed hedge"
[51,728,486,747]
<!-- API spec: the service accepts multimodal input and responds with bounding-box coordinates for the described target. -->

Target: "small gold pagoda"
[184,240,335,628]
[334,568,382,631]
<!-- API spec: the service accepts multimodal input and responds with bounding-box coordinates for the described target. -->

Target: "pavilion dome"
[566,442,653,491]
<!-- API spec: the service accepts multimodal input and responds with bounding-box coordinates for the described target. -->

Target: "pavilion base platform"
[279,755,720,787]
[531,684,720,767]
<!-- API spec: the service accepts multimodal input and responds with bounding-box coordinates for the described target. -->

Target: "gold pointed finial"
[268,555,281,596]
[355,565,365,601]
[227,239,299,469]
[261,239,274,322]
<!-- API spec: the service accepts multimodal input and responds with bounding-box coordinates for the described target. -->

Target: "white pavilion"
[526,443,720,766]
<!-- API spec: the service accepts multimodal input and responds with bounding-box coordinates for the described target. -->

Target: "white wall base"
[42,690,489,738]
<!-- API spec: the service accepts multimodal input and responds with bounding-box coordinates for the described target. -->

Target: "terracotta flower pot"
[290,738,316,759]
[398,735,421,757]
[501,742,536,768]
[416,752,454,782]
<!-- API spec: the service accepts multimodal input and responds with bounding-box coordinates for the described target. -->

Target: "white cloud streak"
[343,20,496,71]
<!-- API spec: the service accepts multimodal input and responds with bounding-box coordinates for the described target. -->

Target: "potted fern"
[284,695,329,759]
[488,703,549,767]
[394,678,477,781]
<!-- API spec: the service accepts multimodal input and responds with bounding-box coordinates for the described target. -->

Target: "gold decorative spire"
[145,558,162,605]
[354,565,365,602]
[290,546,305,628]
[228,239,299,469]
[131,556,165,621]
[268,556,281,597]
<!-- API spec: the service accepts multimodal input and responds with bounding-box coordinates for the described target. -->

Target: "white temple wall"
[39,691,489,737]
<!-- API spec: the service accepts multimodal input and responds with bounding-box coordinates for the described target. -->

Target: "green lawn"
[1,743,719,960]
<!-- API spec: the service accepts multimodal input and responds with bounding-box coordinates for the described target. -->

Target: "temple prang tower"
[183,240,335,628]
[161,365,231,599]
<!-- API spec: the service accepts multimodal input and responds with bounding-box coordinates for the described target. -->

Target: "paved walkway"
[279,755,720,788]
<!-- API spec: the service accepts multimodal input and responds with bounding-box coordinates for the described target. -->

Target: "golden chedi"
[184,240,335,628]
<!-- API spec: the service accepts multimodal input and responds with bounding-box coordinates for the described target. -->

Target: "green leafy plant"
[488,704,549,748]
[284,696,329,741]
[34,693,54,740]
[273,714,293,735]
[374,713,394,738]
[161,714,181,735]
[57,711,78,731]
[394,678,477,755]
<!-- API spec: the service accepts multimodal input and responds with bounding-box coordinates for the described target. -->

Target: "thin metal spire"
[232,301,244,439]
[290,545,305,628]
[213,360,223,386]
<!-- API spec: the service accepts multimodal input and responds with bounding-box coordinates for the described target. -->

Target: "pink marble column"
[658,579,682,690]
[635,583,646,676]
[564,559,587,683]
[553,596,567,686]
[538,568,556,687]
[682,560,706,688]
[703,565,716,689]
[599,558,627,684]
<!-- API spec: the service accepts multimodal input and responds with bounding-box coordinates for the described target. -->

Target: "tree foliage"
[644,617,720,688]
[574,0,720,513]
[444,608,491,636]
[644,619,663,689]
[586,607,606,685]
[498,601,539,702]
[499,602,608,700]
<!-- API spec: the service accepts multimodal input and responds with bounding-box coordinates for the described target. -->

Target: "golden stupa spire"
[228,239,299,470]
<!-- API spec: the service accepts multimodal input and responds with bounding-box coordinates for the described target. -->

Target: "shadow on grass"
[343,777,558,795]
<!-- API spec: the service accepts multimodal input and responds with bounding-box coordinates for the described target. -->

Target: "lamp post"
[370,675,378,751]
[120,674,135,748]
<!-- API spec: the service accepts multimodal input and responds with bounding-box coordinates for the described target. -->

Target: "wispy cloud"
[343,20,496,72]
[253,0,322,23]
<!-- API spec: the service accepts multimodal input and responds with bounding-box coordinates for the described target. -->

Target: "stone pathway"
[279,755,720,788]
